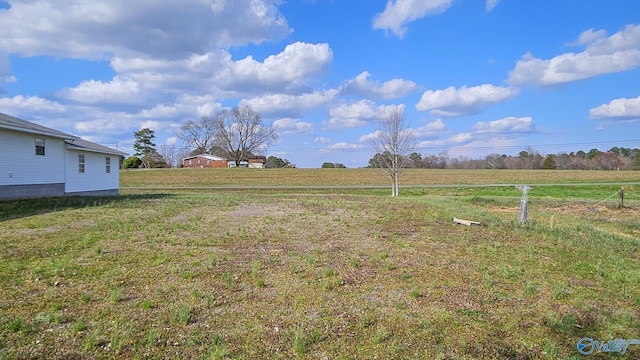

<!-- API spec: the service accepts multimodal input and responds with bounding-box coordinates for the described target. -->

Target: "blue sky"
[1,0,640,168]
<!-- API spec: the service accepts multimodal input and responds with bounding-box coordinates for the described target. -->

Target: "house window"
[78,154,85,173]
[106,157,111,174]
[35,138,45,155]
[206,160,210,165]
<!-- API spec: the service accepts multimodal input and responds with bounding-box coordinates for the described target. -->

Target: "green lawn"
[1,170,639,359]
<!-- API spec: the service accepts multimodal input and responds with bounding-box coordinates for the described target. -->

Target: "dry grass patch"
[0,192,638,359]
[121,168,640,188]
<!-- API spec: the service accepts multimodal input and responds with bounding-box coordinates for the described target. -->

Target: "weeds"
[359,314,375,329]
[170,304,192,326]
[1,184,639,359]
[73,321,87,333]
[409,289,421,299]
[222,272,237,292]
[374,327,391,344]
[109,286,123,303]
[81,292,92,304]
[292,332,306,355]
[7,318,26,333]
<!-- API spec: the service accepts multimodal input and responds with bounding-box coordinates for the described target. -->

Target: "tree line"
[369,146,640,171]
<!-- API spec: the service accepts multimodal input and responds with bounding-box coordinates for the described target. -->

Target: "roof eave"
[0,124,79,140]
[67,145,127,156]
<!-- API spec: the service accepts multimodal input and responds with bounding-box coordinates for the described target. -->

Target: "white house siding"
[0,130,67,199]
[64,150,119,195]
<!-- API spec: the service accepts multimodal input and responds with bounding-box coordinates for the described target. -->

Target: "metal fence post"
[516,185,532,225]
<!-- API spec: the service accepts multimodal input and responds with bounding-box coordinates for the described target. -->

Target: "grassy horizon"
[120,168,640,188]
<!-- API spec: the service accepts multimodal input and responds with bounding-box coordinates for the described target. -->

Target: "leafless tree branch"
[371,106,415,197]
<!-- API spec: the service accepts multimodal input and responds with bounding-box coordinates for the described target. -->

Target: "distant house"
[248,156,266,169]
[227,156,267,168]
[182,154,267,169]
[182,154,228,168]
[227,160,249,168]
[0,112,127,200]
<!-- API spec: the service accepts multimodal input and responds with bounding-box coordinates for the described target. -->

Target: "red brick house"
[182,154,228,168]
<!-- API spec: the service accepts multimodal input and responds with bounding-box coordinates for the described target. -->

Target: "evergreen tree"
[133,128,159,168]
[542,154,556,169]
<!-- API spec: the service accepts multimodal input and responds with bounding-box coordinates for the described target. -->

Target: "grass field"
[1,169,639,359]
[120,168,640,188]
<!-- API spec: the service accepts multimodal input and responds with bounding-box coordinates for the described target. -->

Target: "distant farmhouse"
[182,154,266,169]
[182,154,228,168]
[0,113,127,200]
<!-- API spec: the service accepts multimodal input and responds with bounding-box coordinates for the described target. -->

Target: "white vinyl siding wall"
[65,150,119,194]
[0,130,66,186]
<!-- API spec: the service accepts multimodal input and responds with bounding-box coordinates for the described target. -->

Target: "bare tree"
[175,116,219,155]
[159,144,177,168]
[372,106,415,197]
[177,146,192,167]
[214,105,279,167]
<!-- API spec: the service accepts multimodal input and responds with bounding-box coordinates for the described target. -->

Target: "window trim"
[105,157,111,174]
[35,138,45,156]
[78,154,85,173]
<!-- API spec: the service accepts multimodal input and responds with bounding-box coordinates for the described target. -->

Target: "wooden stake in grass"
[618,186,624,209]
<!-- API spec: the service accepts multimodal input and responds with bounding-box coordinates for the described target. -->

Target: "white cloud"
[320,142,364,152]
[241,89,339,117]
[106,52,231,100]
[589,96,640,121]
[340,71,417,99]
[360,118,444,145]
[140,120,161,131]
[323,100,404,130]
[107,43,331,100]
[485,0,500,12]
[0,95,65,113]
[72,102,195,135]
[0,1,318,108]
[473,116,536,134]
[0,0,291,59]
[315,137,331,144]
[571,28,607,46]
[508,24,640,87]
[448,133,473,143]
[416,139,445,149]
[358,130,382,143]
[0,75,16,92]
[447,137,518,158]
[373,0,453,37]
[109,52,228,87]
[416,84,519,117]
[0,51,13,92]
[164,136,178,146]
[216,42,333,92]
[59,76,140,104]
[168,94,222,117]
[137,104,180,119]
[412,119,446,138]
[273,118,315,135]
[74,115,136,134]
